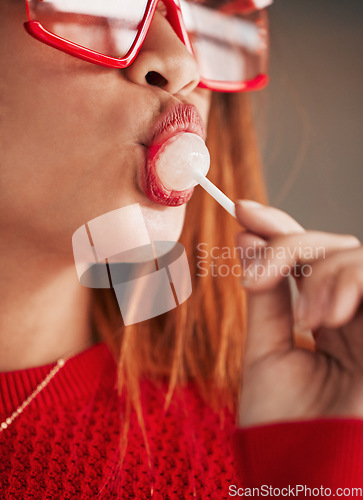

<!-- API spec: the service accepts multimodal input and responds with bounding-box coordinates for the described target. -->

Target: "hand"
[235,200,363,427]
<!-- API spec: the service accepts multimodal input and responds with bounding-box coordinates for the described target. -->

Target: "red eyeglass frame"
[24,0,269,93]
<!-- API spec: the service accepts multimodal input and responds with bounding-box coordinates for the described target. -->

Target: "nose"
[123,6,200,96]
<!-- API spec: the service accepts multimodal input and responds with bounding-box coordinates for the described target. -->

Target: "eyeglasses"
[24,0,272,92]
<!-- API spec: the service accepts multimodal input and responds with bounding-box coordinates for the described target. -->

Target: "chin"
[140,203,186,243]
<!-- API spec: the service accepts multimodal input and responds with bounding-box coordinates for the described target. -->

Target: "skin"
[1,2,363,426]
[0,1,210,370]
[235,201,363,425]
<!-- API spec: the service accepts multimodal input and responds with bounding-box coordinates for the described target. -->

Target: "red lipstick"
[141,104,205,206]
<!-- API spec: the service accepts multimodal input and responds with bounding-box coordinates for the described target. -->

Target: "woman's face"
[0,1,211,255]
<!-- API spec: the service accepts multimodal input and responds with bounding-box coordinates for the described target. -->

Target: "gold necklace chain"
[0,357,69,432]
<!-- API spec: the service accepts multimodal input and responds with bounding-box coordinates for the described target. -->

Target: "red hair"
[91,92,267,468]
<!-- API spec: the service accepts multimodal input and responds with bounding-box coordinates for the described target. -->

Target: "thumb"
[243,279,294,368]
[234,200,302,365]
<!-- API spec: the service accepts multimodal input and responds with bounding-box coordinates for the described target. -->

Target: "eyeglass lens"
[28,0,267,83]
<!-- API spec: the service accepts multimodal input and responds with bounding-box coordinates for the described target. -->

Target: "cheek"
[189,88,212,131]
[0,67,188,252]
[0,66,140,213]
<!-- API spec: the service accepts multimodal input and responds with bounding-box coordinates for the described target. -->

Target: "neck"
[0,242,93,371]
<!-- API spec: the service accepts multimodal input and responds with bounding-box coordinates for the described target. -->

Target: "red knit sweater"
[0,343,362,499]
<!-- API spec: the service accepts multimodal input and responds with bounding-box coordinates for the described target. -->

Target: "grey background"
[252,0,363,239]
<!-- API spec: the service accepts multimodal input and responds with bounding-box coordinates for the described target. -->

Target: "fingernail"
[295,295,307,325]
[294,321,310,335]
[236,199,264,209]
[294,296,310,333]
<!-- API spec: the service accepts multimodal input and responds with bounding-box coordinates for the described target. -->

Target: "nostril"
[145,71,168,87]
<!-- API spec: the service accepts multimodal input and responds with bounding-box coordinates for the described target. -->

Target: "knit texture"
[1,343,363,499]
[233,418,363,491]
[0,343,239,499]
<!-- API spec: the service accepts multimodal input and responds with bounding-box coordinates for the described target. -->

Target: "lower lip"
[141,136,194,207]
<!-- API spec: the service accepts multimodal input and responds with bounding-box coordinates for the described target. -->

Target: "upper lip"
[147,103,206,147]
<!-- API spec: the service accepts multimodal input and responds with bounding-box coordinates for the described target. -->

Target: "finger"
[234,203,302,365]
[314,314,363,371]
[235,199,305,238]
[236,231,296,364]
[235,231,266,251]
[235,232,267,282]
[237,231,360,291]
[295,246,363,330]
[243,279,294,369]
[324,264,363,329]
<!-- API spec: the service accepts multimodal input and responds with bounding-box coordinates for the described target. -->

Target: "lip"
[141,103,206,207]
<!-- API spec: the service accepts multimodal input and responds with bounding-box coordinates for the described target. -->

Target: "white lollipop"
[156,132,236,218]
[156,133,210,191]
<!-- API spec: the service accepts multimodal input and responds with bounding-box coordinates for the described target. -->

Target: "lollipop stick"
[195,172,236,218]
